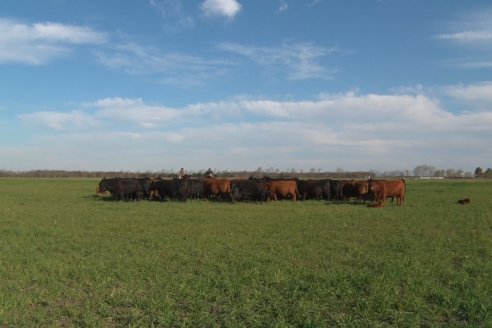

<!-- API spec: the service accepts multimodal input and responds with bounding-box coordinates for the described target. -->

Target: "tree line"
[0,165,489,179]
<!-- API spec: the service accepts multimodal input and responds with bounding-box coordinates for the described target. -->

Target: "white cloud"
[0,18,106,64]
[20,110,99,131]
[148,0,195,32]
[201,0,242,19]
[436,8,492,69]
[95,42,232,87]
[278,1,288,13]
[218,42,336,80]
[94,38,335,84]
[436,8,492,45]
[453,60,492,69]
[436,31,492,43]
[442,82,492,110]
[444,82,492,101]
[93,97,181,128]
[308,0,322,7]
[14,84,492,171]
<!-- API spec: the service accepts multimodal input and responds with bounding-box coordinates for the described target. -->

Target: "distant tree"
[413,165,436,177]
[474,167,483,177]
[446,169,456,178]
[434,169,445,177]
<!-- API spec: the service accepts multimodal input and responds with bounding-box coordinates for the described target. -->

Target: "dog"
[457,198,471,205]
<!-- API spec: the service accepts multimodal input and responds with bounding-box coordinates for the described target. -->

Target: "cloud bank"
[14,83,492,171]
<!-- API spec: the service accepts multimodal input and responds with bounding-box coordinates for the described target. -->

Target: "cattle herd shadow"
[326,200,372,206]
[87,193,378,206]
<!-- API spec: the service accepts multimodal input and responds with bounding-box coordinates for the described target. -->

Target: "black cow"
[231,180,270,202]
[98,177,143,201]
[150,178,191,202]
[136,177,152,200]
[296,179,331,200]
[329,180,344,201]
[188,178,205,199]
[341,180,369,202]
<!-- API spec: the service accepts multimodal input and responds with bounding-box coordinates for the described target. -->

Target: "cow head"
[98,178,108,193]
[357,181,369,196]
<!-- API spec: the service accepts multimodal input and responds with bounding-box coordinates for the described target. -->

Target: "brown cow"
[262,180,299,201]
[368,179,406,206]
[203,178,233,200]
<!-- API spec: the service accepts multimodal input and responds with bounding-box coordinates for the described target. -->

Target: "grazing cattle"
[203,178,233,201]
[457,198,470,205]
[188,178,205,199]
[341,180,369,202]
[231,180,270,202]
[368,179,406,206]
[98,177,144,201]
[150,178,191,202]
[136,177,152,200]
[329,180,345,201]
[261,180,299,201]
[296,179,331,200]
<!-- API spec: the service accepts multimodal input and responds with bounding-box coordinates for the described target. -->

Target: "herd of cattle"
[97,176,406,207]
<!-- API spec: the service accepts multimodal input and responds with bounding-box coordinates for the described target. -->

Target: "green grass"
[0,178,491,327]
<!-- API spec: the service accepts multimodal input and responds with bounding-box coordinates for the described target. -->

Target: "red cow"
[203,178,233,200]
[262,180,299,201]
[368,179,406,206]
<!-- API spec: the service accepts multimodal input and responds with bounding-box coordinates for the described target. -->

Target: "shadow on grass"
[84,194,116,202]
[325,200,371,206]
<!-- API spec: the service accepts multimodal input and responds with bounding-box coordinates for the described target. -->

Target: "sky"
[1,0,491,173]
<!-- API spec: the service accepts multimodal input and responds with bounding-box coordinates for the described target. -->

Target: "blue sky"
[1,0,491,172]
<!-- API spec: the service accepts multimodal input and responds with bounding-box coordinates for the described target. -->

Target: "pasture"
[0,178,491,327]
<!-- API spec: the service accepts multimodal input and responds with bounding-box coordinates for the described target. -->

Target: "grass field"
[0,178,491,327]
